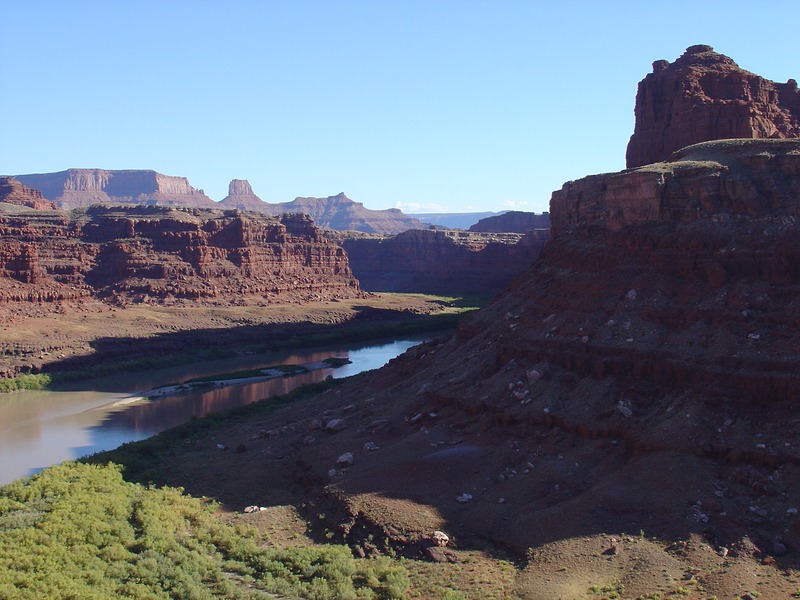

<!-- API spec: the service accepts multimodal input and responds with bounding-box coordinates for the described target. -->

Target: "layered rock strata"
[0,176,58,210]
[334,228,550,293]
[626,45,800,168]
[278,139,800,561]
[0,205,360,306]
[15,169,217,209]
[468,210,551,233]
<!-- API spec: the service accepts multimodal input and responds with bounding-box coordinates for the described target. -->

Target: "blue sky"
[2,1,798,213]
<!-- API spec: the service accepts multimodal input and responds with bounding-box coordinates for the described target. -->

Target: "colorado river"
[0,336,429,486]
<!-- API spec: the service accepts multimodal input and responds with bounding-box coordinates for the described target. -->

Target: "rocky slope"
[626,44,800,168]
[334,228,549,293]
[0,204,360,307]
[14,169,218,209]
[0,177,58,210]
[388,139,800,552]
[156,138,800,598]
[468,210,551,233]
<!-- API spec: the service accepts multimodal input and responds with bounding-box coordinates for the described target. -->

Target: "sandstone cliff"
[626,45,800,168]
[259,139,800,580]
[468,210,551,233]
[333,228,549,293]
[15,169,218,209]
[0,176,58,210]
[0,205,360,306]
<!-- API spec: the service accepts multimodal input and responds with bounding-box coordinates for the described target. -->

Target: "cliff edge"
[626,45,800,168]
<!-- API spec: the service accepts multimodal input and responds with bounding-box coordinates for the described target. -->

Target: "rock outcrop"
[468,210,551,233]
[271,138,800,570]
[333,228,549,293]
[626,45,800,168]
[556,138,800,234]
[218,179,271,213]
[15,169,217,209]
[0,205,360,306]
[0,177,57,210]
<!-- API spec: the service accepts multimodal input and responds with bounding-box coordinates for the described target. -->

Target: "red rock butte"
[626,44,800,168]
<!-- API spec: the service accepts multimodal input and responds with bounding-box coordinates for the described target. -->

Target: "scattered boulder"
[336,452,354,468]
[424,546,459,563]
[431,531,450,547]
[325,418,347,432]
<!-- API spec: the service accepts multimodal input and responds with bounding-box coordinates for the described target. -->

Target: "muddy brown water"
[0,337,428,486]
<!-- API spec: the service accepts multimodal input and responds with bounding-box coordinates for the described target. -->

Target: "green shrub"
[0,373,52,393]
[0,462,410,599]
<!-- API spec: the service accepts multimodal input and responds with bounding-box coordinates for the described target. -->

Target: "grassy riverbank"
[0,373,51,392]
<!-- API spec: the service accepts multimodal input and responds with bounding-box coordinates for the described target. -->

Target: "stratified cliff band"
[0,205,360,306]
[626,45,800,168]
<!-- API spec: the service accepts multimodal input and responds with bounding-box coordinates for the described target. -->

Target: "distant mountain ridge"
[15,169,217,209]
[219,181,424,234]
[14,170,425,235]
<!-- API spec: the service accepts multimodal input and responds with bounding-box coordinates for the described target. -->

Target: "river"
[0,336,428,486]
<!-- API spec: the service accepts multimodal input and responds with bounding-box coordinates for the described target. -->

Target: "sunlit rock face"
[0,205,361,305]
[14,169,218,209]
[626,45,800,168]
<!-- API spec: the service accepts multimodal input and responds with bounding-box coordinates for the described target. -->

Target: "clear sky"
[2,1,798,214]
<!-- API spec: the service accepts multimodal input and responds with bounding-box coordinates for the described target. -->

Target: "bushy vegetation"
[0,373,52,393]
[0,462,410,599]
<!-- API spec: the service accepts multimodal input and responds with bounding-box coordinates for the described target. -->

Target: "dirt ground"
[0,293,465,378]
[14,290,800,599]
[100,333,800,599]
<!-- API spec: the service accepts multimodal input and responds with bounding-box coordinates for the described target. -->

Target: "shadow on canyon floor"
[44,305,463,388]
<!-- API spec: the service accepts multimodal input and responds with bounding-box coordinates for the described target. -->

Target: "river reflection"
[0,337,427,486]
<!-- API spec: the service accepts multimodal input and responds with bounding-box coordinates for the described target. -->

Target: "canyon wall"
[312,139,800,559]
[626,45,800,168]
[0,205,360,306]
[468,210,550,233]
[334,228,550,293]
[554,138,800,235]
